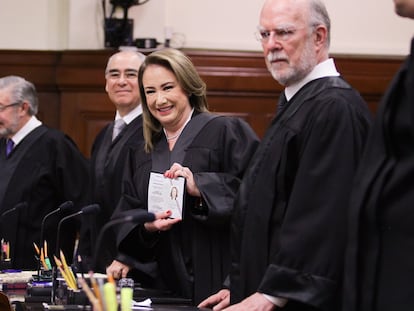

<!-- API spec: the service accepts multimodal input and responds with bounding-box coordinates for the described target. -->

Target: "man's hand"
[222,292,276,311]
[198,289,230,310]
[106,260,130,279]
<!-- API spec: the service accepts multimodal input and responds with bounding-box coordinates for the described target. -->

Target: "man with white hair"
[199,0,372,309]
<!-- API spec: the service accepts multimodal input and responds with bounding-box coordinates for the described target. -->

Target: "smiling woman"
[110,48,260,304]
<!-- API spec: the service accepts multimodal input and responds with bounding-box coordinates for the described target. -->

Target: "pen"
[103,279,117,311]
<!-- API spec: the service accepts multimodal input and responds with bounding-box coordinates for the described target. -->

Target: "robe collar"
[10,116,42,147]
[285,58,340,101]
[114,103,142,125]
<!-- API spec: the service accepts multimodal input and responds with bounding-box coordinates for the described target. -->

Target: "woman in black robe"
[112,48,260,305]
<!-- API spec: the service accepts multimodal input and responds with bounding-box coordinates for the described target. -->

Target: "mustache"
[267,52,288,63]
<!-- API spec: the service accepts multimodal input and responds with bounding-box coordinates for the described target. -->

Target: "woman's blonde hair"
[138,48,209,152]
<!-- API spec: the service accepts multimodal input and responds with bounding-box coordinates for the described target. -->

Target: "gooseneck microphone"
[0,201,28,219]
[39,201,74,252]
[92,209,155,272]
[55,204,101,257]
[51,204,101,302]
[36,201,74,278]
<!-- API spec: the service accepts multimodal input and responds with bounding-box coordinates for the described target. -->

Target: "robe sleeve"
[56,134,90,208]
[193,118,259,226]
[113,147,156,260]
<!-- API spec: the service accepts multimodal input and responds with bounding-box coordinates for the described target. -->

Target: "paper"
[132,298,152,310]
[148,172,185,219]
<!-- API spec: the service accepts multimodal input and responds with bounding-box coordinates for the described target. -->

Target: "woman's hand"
[144,210,181,232]
[164,162,201,197]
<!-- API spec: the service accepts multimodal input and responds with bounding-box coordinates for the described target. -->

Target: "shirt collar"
[284,58,340,101]
[115,104,142,125]
[11,116,42,146]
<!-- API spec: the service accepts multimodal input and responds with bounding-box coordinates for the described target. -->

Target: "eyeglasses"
[106,69,139,81]
[255,26,305,43]
[0,102,21,112]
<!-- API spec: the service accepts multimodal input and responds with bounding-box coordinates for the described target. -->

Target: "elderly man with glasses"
[199,0,372,310]
[0,75,89,270]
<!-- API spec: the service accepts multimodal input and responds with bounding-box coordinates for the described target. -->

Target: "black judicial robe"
[343,39,414,311]
[229,77,372,311]
[0,125,89,269]
[114,112,260,304]
[79,115,144,272]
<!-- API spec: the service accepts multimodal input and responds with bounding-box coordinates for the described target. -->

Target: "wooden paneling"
[0,49,405,157]
[0,50,60,128]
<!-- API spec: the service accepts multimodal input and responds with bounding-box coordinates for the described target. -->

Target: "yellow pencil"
[54,255,77,290]
[60,250,77,289]
[79,278,102,311]
[89,271,103,311]
[6,242,10,259]
[43,240,48,257]
[40,248,49,270]
[33,242,40,256]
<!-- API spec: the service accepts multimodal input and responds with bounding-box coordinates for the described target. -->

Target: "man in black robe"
[78,50,146,273]
[0,75,89,270]
[343,1,414,310]
[199,0,372,310]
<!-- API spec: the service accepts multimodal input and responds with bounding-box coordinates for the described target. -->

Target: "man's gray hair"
[0,75,38,115]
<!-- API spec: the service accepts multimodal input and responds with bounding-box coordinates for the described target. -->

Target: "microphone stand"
[52,204,100,304]
[37,201,74,280]
[92,209,155,272]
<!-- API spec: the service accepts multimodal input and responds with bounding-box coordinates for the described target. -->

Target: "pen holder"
[54,277,69,305]
[67,288,88,305]
[39,266,53,280]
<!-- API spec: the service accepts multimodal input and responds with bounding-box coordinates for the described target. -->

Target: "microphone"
[39,201,74,251]
[55,204,101,257]
[0,201,28,219]
[92,209,155,272]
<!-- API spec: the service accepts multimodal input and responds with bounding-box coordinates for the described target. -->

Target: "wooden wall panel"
[59,92,114,157]
[0,50,60,128]
[0,49,405,157]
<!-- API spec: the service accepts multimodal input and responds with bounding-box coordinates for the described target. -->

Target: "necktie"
[277,91,288,114]
[112,119,126,141]
[6,139,14,157]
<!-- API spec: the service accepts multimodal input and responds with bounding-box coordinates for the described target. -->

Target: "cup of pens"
[79,273,133,311]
